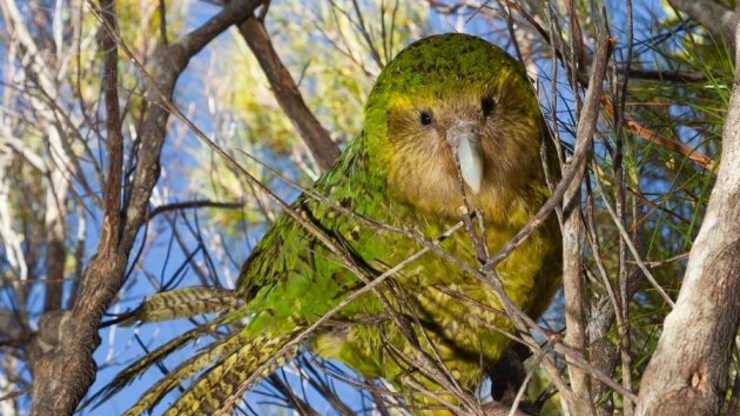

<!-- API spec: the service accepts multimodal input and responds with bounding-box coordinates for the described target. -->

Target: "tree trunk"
[634,6,740,415]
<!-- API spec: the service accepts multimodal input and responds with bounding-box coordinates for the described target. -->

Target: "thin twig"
[147,199,243,221]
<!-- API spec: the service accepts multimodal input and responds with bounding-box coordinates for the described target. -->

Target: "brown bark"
[27,1,261,415]
[238,16,340,171]
[562,182,594,415]
[634,6,740,415]
[560,31,612,416]
[43,234,66,311]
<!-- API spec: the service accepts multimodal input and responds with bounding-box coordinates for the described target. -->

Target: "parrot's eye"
[481,96,496,116]
[419,111,433,126]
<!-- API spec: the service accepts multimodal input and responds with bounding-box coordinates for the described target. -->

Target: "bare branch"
[560,29,611,416]
[99,0,124,245]
[238,16,340,171]
[27,1,262,414]
[625,68,707,83]
[147,199,244,221]
[601,97,714,171]
[158,0,168,45]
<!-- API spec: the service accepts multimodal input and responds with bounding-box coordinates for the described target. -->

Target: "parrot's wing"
[112,134,384,414]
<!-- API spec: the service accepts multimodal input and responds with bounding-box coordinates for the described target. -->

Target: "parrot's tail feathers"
[120,287,240,326]
[161,332,300,416]
[120,325,256,416]
[82,314,234,411]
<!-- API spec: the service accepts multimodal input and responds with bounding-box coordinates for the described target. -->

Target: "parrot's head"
[364,33,545,220]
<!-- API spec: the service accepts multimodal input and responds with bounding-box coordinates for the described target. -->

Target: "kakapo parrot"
[94,33,562,415]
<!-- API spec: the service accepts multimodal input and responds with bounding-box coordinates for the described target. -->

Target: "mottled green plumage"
[104,33,561,415]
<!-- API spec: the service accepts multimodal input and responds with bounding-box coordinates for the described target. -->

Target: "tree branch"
[237,16,340,171]
[561,30,611,416]
[601,97,714,171]
[99,0,124,244]
[625,68,707,83]
[27,1,261,415]
[147,199,244,221]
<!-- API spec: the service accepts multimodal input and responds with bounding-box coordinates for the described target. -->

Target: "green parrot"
[93,33,561,415]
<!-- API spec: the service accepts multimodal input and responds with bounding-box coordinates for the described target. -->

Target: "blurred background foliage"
[199,0,428,229]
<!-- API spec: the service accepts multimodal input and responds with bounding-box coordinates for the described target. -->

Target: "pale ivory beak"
[446,121,483,194]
